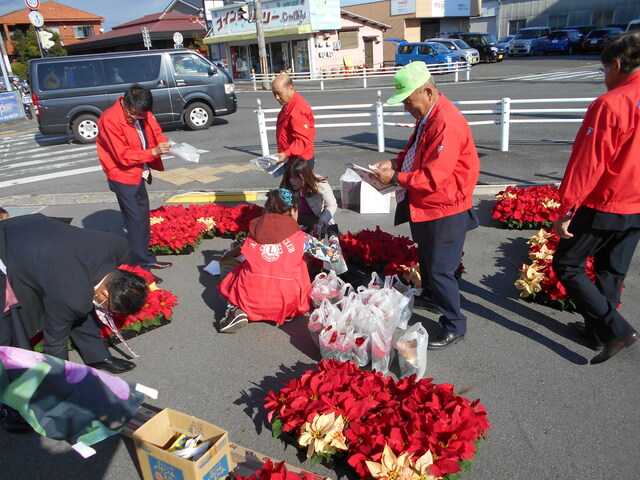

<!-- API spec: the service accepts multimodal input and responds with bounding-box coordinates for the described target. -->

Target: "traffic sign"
[28,10,44,28]
[25,0,40,10]
[173,32,183,45]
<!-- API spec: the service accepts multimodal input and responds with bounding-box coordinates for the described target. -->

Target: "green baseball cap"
[387,62,432,104]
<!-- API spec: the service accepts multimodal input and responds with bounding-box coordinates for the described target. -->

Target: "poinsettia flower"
[365,444,414,480]
[515,263,545,297]
[298,411,345,458]
[411,450,440,480]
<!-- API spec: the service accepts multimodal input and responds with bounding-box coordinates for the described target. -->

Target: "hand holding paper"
[167,140,200,163]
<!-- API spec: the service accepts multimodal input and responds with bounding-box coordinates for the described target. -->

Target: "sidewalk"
[1,193,639,480]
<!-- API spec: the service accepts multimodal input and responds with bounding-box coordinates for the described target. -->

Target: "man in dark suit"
[97,85,172,280]
[0,214,147,371]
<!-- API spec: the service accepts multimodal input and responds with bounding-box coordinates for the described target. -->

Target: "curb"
[0,183,558,208]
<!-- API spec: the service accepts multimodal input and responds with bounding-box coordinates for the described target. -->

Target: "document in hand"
[168,141,200,163]
[250,155,286,177]
[346,163,403,195]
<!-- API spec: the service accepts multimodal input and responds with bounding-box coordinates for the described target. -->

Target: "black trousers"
[553,207,640,342]
[397,203,478,335]
[108,178,155,268]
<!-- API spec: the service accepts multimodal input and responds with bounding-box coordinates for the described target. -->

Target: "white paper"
[168,140,200,163]
[345,163,402,195]
[71,442,96,458]
[250,155,286,176]
[204,260,221,276]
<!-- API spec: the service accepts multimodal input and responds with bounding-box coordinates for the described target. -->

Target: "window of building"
[549,15,568,30]
[47,26,61,36]
[593,11,613,26]
[73,26,95,39]
[338,30,358,49]
[508,20,526,35]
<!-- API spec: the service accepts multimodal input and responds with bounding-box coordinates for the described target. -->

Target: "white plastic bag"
[310,271,349,307]
[250,155,286,176]
[370,322,395,375]
[395,323,428,379]
[168,140,200,163]
[308,299,340,334]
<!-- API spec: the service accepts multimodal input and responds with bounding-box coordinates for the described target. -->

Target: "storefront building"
[203,0,388,80]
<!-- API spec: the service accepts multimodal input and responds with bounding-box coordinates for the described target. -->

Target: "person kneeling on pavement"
[217,189,342,333]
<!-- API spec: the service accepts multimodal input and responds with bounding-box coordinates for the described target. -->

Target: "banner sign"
[432,0,471,17]
[0,92,25,122]
[391,0,416,16]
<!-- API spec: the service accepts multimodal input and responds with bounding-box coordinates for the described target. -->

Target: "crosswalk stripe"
[0,151,97,171]
[0,165,103,188]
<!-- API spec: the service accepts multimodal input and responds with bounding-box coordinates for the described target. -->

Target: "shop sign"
[431,0,471,17]
[209,0,339,37]
[391,0,416,16]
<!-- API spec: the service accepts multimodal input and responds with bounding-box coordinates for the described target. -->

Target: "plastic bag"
[308,299,340,334]
[168,140,200,163]
[340,168,361,182]
[395,323,428,379]
[250,155,286,176]
[386,275,421,330]
[318,325,341,360]
[370,322,395,375]
[310,271,349,307]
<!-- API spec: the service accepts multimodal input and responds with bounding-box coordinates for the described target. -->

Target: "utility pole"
[253,0,269,90]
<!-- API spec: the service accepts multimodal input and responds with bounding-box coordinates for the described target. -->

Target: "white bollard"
[376,90,385,153]
[363,67,367,89]
[454,63,459,83]
[252,72,257,91]
[256,98,270,156]
[499,97,511,152]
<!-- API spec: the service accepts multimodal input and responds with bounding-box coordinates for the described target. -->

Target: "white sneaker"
[219,306,248,333]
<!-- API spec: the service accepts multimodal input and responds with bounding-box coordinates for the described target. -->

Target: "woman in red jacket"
[217,189,342,333]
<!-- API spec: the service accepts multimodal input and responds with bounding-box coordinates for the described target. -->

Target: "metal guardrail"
[250,63,471,91]
[256,92,595,154]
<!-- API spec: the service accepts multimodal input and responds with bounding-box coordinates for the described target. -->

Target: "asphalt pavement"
[1,55,639,480]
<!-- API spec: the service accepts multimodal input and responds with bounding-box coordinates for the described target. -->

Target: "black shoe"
[427,330,464,350]
[0,406,33,433]
[148,261,172,270]
[590,330,638,365]
[88,356,136,374]
[570,321,604,351]
[219,306,248,334]
[413,296,439,314]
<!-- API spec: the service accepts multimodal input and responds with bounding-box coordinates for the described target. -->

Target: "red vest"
[218,229,310,324]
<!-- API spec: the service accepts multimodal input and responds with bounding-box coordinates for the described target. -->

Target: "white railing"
[250,63,471,91]
[256,92,595,154]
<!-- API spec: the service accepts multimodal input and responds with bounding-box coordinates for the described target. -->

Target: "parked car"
[543,29,582,55]
[509,26,552,56]
[0,75,30,93]
[582,27,624,53]
[425,38,479,65]
[626,19,640,32]
[28,49,237,143]
[497,35,515,51]
[567,25,598,37]
[447,32,506,63]
[394,42,462,70]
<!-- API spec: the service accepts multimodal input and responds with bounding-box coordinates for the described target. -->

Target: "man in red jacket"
[97,85,172,278]
[372,62,480,350]
[552,33,640,364]
[272,74,316,170]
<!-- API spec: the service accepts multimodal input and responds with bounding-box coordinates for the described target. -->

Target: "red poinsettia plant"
[491,185,561,229]
[99,265,179,339]
[264,360,490,479]
[149,203,264,254]
[234,459,317,480]
[514,228,598,311]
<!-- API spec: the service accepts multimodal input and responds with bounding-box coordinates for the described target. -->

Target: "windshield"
[587,29,610,38]
[516,30,542,39]
[499,36,514,43]
[431,43,449,54]
[548,31,568,39]
[453,39,470,49]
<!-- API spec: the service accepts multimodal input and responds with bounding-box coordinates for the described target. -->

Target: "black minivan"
[447,32,506,63]
[29,49,237,143]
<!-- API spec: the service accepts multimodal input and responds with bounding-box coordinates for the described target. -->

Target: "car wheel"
[184,102,213,130]
[482,54,492,63]
[568,46,574,55]
[72,114,99,144]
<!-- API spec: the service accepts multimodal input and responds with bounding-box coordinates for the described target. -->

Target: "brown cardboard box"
[133,408,233,480]
[219,245,243,278]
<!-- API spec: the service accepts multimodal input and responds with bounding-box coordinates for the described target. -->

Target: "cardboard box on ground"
[219,245,243,278]
[124,405,329,480]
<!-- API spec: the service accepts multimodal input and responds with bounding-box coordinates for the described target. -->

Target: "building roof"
[340,9,390,30]
[0,1,104,23]
[66,11,206,53]
[164,0,203,11]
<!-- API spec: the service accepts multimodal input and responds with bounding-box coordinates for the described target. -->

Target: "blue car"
[543,29,583,55]
[393,41,462,70]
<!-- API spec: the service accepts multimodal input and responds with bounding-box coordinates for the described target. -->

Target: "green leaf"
[271,418,283,439]
[131,321,142,332]
[310,454,323,466]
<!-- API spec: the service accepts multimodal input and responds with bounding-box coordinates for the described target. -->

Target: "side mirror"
[208,64,217,75]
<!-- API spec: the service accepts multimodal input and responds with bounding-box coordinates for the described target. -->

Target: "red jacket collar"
[249,213,300,243]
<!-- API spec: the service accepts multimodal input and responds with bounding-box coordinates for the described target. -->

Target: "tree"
[188,33,208,56]
[12,25,66,64]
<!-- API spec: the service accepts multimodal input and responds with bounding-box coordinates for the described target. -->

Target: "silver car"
[426,38,480,65]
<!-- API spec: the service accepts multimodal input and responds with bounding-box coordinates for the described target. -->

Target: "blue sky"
[0,0,375,31]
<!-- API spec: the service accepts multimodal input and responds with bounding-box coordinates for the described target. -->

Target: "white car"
[497,35,515,51]
[426,38,480,65]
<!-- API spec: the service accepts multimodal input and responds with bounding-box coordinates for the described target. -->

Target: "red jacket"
[395,93,480,222]
[276,92,315,160]
[558,70,640,217]
[218,214,311,324]
[96,98,168,185]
